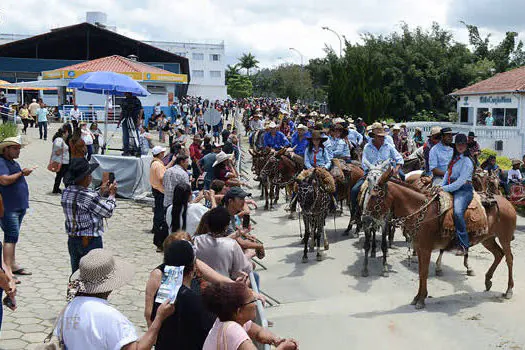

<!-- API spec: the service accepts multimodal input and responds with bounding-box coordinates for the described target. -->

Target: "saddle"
[297,168,336,194]
[438,191,487,237]
[358,179,369,206]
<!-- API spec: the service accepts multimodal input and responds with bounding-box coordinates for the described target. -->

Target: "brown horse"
[249,148,272,198]
[342,163,365,237]
[363,167,516,309]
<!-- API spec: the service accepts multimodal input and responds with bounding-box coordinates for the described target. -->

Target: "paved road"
[2,123,525,349]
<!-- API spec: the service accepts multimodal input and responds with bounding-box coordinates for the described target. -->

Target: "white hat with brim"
[512,159,522,166]
[393,125,401,131]
[0,136,23,153]
[213,151,233,167]
[71,249,134,295]
[151,146,166,156]
[349,124,356,130]
[268,121,277,128]
[297,124,308,130]
[333,117,345,124]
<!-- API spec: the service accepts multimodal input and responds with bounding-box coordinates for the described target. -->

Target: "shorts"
[0,209,27,244]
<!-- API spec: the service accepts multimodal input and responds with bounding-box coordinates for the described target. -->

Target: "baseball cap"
[224,187,252,200]
[151,146,166,156]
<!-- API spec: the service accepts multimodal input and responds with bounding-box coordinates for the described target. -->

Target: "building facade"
[145,40,227,100]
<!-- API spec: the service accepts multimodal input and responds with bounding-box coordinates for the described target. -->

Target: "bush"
[0,122,18,142]
[478,148,512,170]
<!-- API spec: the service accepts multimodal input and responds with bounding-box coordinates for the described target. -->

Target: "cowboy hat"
[371,122,383,130]
[64,158,99,184]
[268,121,278,128]
[333,117,345,124]
[333,123,345,130]
[415,127,422,132]
[307,130,328,142]
[347,118,355,123]
[297,124,308,131]
[372,126,387,137]
[454,133,468,144]
[392,125,401,131]
[309,111,318,117]
[70,249,134,295]
[468,131,476,138]
[0,136,23,153]
[512,159,522,166]
[429,126,442,137]
[213,151,233,167]
[349,124,356,130]
[440,127,456,135]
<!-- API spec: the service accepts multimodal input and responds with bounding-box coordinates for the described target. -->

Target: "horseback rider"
[347,123,364,149]
[438,133,474,252]
[290,124,310,157]
[367,122,396,147]
[263,121,291,150]
[429,127,454,185]
[350,124,404,221]
[423,126,441,176]
[329,124,351,162]
[304,130,332,171]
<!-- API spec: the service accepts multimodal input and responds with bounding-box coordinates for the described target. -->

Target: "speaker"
[495,140,503,151]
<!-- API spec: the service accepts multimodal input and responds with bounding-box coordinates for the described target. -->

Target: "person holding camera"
[61,158,118,273]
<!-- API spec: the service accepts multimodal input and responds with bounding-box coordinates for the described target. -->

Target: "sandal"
[13,268,32,276]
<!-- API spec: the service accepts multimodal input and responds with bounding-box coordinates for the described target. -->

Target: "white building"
[145,40,227,100]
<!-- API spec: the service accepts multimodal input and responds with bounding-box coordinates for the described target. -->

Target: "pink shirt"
[203,319,253,350]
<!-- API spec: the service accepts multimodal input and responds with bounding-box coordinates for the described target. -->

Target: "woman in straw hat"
[57,249,174,349]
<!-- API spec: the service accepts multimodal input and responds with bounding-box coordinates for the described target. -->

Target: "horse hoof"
[410,297,418,306]
[362,269,369,277]
[435,269,443,277]
[467,269,475,277]
[302,256,308,263]
[504,289,513,299]
[485,279,493,291]
[415,301,426,310]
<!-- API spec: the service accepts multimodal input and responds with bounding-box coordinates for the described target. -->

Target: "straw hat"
[512,159,522,166]
[268,121,278,128]
[70,249,134,295]
[392,125,401,131]
[429,126,442,137]
[349,124,356,130]
[213,151,233,167]
[0,136,23,153]
[297,124,308,131]
[333,117,345,124]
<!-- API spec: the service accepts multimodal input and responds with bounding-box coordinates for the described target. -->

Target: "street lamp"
[289,47,304,67]
[322,26,342,57]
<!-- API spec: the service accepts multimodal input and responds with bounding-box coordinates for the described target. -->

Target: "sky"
[1,0,524,68]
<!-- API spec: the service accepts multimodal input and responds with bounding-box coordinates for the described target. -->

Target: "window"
[505,108,518,127]
[192,70,204,78]
[492,108,505,126]
[210,70,221,78]
[146,85,167,94]
[460,107,470,123]
[210,54,220,62]
[192,53,204,60]
[477,108,489,125]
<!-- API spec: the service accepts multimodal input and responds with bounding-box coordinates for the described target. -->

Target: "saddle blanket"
[438,191,487,235]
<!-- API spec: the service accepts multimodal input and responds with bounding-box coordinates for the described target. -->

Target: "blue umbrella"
[68,71,149,96]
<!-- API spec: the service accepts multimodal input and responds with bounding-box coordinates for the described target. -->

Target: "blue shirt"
[329,137,350,158]
[305,147,332,170]
[199,152,217,183]
[347,129,363,146]
[0,156,29,213]
[263,131,291,150]
[323,134,333,158]
[368,134,395,147]
[291,131,310,156]
[288,120,296,134]
[37,108,48,122]
[362,142,404,172]
[429,142,453,173]
[442,155,474,192]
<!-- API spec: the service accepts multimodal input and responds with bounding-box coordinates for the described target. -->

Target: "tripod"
[103,117,141,157]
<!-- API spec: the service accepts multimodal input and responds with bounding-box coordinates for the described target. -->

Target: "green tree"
[227,75,253,98]
[225,64,241,82]
[238,52,259,76]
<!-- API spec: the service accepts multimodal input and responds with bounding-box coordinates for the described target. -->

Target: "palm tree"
[238,52,259,76]
[225,64,241,82]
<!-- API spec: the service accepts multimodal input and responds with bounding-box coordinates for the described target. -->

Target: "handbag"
[34,303,68,350]
[47,140,64,173]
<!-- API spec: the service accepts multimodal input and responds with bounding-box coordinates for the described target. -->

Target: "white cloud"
[0,0,522,67]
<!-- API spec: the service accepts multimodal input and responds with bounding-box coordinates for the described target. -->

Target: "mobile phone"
[108,172,115,184]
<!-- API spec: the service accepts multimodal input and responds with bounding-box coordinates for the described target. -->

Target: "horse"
[296,168,332,262]
[249,148,272,198]
[363,166,516,309]
[340,163,365,237]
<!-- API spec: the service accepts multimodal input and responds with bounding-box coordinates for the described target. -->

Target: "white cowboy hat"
[0,136,23,153]
[349,124,356,130]
[70,249,134,294]
[333,117,345,124]
[268,121,278,128]
[297,124,308,130]
[213,151,233,167]
[392,125,401,131]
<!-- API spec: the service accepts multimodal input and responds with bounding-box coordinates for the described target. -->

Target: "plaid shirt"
[163,164,190,207]
[61,185,116,237]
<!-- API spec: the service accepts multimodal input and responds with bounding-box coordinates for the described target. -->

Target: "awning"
[1,80,61,90]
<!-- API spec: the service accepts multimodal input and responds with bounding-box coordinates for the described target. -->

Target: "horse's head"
[362,159,393,222]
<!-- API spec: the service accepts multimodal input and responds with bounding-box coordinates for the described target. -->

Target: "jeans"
[451,183,474,248]
[1,209,26,244]
[350,177,366,217]
[67,236,103,273]
[38,121,48,140]
[53,163,69,193]
[86,144,93,161]
[152,189,167,247]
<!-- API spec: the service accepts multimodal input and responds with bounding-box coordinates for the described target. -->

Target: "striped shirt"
[61,185,116,237]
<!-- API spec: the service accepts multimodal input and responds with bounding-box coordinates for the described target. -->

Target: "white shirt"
[81,129,94,145]
[508,169,522,183]
[58,296,138,350]
[154,105,161,115]
[166,203,209,236]
[70,108,83,121]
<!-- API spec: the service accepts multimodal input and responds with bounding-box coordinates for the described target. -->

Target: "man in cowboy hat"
[249,113,264,133]
[61,158,117,272]
[369,122,395,147]
[350,125,403,221]
[263,121,290,150]
[423,126,441,176]
[429,127,455,185]
[505,159,523,194]
[290,124,310,157]
[0,137,34,286]
[391,125,403,153]
[467,131,480,164]
[59,249,174,349]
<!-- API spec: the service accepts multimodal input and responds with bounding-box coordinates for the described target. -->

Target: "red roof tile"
[56,55,173,75]
[453,65,525,95]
